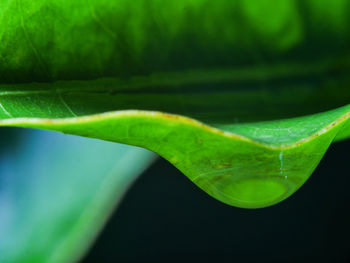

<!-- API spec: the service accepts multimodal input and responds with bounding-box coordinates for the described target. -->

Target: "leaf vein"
[17,0,50,78]
[0,100,13,118]
[56,89,78,117]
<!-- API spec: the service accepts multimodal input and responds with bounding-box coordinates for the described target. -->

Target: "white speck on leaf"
[279,151,287,179]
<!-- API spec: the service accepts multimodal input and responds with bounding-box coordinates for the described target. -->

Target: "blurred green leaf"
[0,129,155,263]
[1,0,349,121]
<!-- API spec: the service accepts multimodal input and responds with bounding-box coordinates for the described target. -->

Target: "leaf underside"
[1,0,350,209]
[0,104,349,208]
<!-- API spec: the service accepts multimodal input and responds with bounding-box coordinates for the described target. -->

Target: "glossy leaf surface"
[0,105,349,209]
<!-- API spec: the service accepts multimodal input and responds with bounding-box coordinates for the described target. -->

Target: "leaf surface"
[0,0,349,209]
[0,105,349,209]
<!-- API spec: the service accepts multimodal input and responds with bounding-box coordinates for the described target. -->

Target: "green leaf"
[1,0,349,121]
[0,0,349,209]
[0,105,349,209]
[0,129,155,263]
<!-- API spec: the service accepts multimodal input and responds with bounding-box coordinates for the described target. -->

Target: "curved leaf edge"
[0,105,349,149]
[0,105,348,209]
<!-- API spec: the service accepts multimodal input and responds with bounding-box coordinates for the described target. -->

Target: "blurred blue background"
[0,128,155,263]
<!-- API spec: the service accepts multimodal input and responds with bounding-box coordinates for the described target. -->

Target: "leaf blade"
[0,0,349,209]
[0,105,349,208]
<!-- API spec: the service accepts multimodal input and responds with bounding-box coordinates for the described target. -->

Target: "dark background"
[83,139,350,263]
